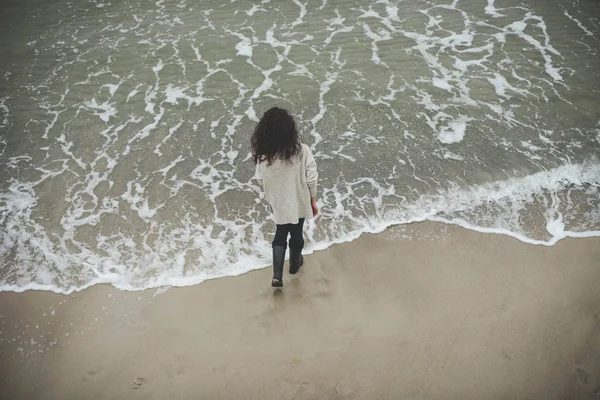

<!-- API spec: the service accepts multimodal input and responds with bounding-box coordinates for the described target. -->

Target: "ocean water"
[0,0,598,293]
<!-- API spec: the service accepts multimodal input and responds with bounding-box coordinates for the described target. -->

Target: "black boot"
[272,246,286,287]
[289,246,304,275]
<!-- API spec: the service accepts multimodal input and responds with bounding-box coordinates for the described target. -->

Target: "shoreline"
[1,221,599,399]
[2,213,599,295]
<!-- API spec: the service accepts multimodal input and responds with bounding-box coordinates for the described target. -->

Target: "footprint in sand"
[575,366,600,397]
[130,377,145,389]
[576,366,591,384]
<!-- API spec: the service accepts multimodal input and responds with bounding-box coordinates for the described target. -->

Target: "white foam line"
[505,15,562,81]
[83,98,117,123]
[127,83,144,103]
[245,5,261,16]
[563,10,595,38]
[122,107,164,156]
[39,108,64,140]
[324,11,354,46]
[0,277,120,295]
[431,216,600,246]
[121,180,164,221]
[290,0,307,28]
[231,32,253,58]
[154,120,184,156]
[2,210,598,295]
[361,23,391,66]
[12,192,600,296]
[245,63,282,121]
[484,0,505,18]
[155,155,185,178]
[0,96,9,128]
[55,133,87,170]
[309,73,337,148]
[164,84,211,108]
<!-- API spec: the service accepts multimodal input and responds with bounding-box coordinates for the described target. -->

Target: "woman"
[252,107,319,288]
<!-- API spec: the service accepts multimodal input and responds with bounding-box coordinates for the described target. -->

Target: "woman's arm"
[255,162,263,191]
[305,146,318,198]
[305,146,319,217]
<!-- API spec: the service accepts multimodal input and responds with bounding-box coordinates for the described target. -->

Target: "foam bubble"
[437,117,469,144]
[84,99,117,122]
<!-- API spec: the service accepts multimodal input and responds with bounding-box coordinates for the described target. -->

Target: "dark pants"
[272,218,305,250]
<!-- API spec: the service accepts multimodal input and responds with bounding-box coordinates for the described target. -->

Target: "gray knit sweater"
[255,143,318,225]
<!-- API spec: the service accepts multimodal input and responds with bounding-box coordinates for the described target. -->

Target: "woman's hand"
[311,197,319,217]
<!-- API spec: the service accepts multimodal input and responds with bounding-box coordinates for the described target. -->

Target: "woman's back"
[256,143,317,225]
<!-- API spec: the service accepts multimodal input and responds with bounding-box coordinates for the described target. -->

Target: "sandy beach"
[1,221,599,400]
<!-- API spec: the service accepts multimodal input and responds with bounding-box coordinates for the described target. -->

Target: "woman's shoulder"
[300,142,311,155]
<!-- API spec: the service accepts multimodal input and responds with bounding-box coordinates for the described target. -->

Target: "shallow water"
[0,0,599,292]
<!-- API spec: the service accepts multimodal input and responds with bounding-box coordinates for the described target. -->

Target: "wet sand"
[1,221,599,399]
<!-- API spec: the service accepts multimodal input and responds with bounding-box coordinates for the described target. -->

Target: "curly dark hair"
[251,107,302,166]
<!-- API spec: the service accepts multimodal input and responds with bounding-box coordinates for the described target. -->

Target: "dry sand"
[1,221,599,400]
